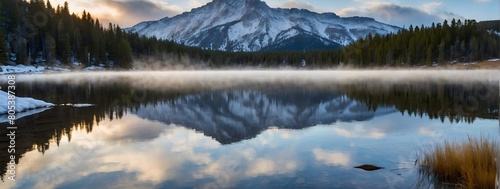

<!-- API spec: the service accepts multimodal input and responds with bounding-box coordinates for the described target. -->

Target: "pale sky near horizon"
[47,0,499,28]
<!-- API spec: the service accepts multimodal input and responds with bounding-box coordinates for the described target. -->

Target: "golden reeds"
[418,136,499,188]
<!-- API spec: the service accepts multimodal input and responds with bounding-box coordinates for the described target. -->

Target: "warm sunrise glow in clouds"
[46,0,499,27]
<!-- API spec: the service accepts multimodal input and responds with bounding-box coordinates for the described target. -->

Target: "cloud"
[189,0,210,8]
[338,2,464,27]
[421,2,443,14]
[99,0,182,27]
[49,0,182,27]
[280,0,320,12]
[474,0,491,2]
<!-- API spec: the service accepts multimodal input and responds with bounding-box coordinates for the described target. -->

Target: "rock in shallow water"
[354,164,384,171]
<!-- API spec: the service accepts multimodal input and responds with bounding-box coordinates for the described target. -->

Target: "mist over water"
[16,70,500,91]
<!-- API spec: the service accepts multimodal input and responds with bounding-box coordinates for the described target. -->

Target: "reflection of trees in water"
[0,81,498,180]
[0,107,91,181]
[344,82,499,123]
[0,82,182,181]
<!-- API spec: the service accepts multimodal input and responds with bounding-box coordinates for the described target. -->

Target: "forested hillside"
[342,19,500,67]
[1,0,499,69]
[0,0,133,68]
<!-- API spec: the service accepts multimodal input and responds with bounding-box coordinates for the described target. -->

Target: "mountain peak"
[211,0,268,9]
[214,0,262,4]
[127,0,400,52]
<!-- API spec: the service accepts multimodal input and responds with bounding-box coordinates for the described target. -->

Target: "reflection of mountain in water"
[4,80,496,179]
[135,90,396,144]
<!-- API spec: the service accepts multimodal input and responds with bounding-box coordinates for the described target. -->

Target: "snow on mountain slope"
[134,90,396,144]
[127,0,400,52]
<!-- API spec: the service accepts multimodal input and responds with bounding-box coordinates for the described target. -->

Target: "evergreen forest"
[1,0,499,69]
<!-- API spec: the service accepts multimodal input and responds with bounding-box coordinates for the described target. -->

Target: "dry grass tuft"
[418,136,499,188]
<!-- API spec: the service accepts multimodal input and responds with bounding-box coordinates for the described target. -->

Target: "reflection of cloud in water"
[418,127,441,137]
[312,149,351,167]
[333,124,386,139]
[95,115,169,142]
[9,108,498,188]
[95,120,218,184]
[330,113,417,139]
[12,114,305,188]
[193,129,303,188]
[245,158,299,177]
[195,153,301,188]
[13,114,220,188]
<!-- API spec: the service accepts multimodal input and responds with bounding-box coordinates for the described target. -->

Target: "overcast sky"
[47,0,499,28]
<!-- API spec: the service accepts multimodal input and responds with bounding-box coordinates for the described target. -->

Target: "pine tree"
[45,33,56,64]
[0,29,8,63]
[115,38,133,69]
[438,39,446,63]
[0,0,8,63]
[408,37,416,65]
[460,40,466,56]
[470,36,479,60]
[427,44,434,65]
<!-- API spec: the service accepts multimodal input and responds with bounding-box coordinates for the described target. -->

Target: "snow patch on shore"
[1,65,46,74]
[1,64,106,74]
[85,65,106,71]
[0,90,55,114]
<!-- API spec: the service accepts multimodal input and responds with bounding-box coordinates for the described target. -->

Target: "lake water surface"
[1,71,499,189]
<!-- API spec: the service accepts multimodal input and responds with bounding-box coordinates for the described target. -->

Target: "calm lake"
[1,71,499,189]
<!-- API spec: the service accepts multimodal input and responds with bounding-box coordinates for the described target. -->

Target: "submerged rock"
[354,164,384,171]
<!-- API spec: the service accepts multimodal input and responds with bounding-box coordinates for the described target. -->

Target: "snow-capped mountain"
[127,0,400,52]
[134,90,396,144]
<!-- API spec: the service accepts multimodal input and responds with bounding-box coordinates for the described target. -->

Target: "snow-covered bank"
[0,90,55,114]
[1,65,46,74]
[0,64,106,75]
[0,64,73,74]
